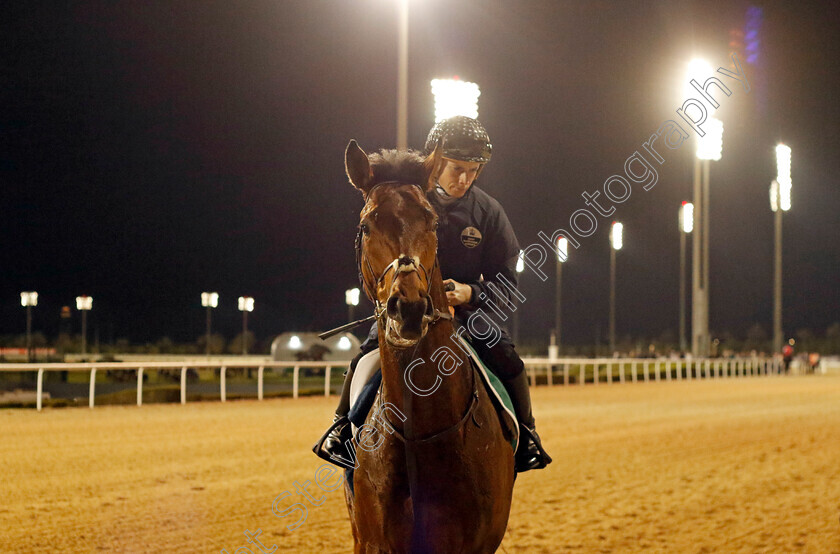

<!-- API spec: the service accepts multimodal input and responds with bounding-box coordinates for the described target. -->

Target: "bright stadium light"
[775,143,792,211]
[610,222,623,251]
[557,236,569,262]
[345,288,360,307]
[686,59,716,115]
[696,117,723,161]
[431,77,480,122]
[679,202,694,234]
[288,335,302,350]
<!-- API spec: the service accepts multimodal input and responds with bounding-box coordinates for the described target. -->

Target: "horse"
[341,140,515,553]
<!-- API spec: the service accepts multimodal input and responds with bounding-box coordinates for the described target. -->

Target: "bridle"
[355,182,452,343]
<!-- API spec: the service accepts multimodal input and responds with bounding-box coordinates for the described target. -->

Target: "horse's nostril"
[387,296,400,318]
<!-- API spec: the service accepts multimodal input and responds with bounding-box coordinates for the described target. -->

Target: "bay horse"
[342,140,515,553]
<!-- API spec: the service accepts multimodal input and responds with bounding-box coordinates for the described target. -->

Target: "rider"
[314,116,552,473]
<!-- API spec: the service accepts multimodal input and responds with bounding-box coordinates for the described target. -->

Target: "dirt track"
[2,375,839,553]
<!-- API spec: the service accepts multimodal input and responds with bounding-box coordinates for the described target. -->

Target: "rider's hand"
[444,279,472,306]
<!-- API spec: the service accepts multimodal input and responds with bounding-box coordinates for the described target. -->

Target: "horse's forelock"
[368,149,428,188]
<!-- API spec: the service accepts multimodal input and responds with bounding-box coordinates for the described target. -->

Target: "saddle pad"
[347,336,519,451]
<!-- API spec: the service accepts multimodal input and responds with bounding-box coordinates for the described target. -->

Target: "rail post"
[563,363,569,386]
[293,365,300,399]
[643,361,649,382]
[180,366,187,405]
[89,368,97,409]
[547,364,553,386]
[258,366,264,400]
[136,368,144,406]
[325,365,332,397]
[220,366,227,402]
[37,368,44,411]
[631,361,638,383]
[606,362,613,384]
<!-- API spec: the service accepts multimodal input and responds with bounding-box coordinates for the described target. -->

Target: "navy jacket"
[427,185,521,326]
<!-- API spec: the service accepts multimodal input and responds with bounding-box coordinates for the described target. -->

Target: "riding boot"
[501,371,552,473]
[311,355,360,469]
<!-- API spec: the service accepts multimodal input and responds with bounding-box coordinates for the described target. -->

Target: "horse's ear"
[423,143,445,192]
[345,139,373,193]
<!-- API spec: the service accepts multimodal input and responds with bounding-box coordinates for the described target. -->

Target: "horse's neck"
[378,271,474,439]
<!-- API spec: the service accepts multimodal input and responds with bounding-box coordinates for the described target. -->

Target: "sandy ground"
[1,375,839,553]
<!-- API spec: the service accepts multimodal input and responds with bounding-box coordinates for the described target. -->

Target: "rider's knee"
[485,342,525,381]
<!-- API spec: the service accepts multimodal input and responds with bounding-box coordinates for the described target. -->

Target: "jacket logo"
[460,226,482,248]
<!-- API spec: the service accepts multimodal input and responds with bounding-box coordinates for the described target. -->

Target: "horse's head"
[345,140,446,348]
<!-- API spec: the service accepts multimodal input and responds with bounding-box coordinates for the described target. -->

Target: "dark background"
[2,0,838,349]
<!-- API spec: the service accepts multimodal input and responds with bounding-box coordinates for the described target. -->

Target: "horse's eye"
[360,223,370,236]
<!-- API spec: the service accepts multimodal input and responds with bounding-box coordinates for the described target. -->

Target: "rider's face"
[437,158,482,198]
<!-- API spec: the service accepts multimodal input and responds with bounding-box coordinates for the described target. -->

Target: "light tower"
[201,292,219,356]
[609,222,623,354]
[771,143,792,353]
[20,291,38,362]
[238,296,254,355]
[76,295,93,358]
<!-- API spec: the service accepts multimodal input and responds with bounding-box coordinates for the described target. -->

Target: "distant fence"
[0,356,784,411]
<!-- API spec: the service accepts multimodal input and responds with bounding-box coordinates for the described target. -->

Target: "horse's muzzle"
[384,291,434,347]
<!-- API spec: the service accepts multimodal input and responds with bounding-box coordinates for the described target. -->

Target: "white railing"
[0,356,783,411]
[520,356,783,387]
[0,360,346,411]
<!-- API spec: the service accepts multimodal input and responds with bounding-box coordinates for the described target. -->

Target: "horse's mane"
[368,149,428,188]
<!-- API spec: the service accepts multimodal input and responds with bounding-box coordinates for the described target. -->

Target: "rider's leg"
[313,322,379,468]
[469,331,552,472]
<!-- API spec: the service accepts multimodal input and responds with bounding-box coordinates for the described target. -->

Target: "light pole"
[345,288,360,324]
[20,291,38,362]
[678,202,694,353]
[771,143,792,353]
[76,295,93,359]
[513,251,524,346]
[430,78,481,122]
[692,116,723,357]
[553,237,568,356]
[201,292,219,356]
[238,296,254,355]
[396,0,408,149]
[609,222,623,354]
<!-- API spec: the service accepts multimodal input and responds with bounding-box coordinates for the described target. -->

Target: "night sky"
[3,0,839,347]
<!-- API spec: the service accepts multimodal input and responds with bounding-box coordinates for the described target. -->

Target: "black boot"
[502,372,552,473]
[312,356,358,469]
[312,413,355,469]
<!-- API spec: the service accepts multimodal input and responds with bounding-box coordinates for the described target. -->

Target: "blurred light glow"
[431,78,480,122]
[337,336,352,351]
[686,59,716,114]
[20,291,38,307]
[770,180,779,212]
[201,292,219,308]
[238,296,254,312]
[557,237,568,262]
[696,117,723,160]
[76,295,93,310]
[345,288,360,306]
[610,222,623,250]
[679,202,694,233]
[775,143,792,211]
[288,335,302,349]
